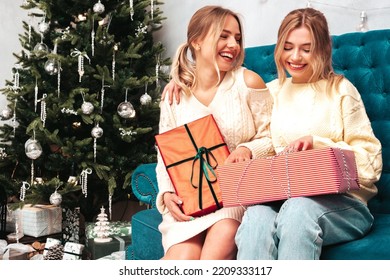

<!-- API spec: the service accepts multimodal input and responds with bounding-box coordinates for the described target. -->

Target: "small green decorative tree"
[0,0,169,221]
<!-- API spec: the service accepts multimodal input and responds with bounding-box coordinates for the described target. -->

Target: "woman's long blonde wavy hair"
[170,6,245,95]
[274,8,343,93]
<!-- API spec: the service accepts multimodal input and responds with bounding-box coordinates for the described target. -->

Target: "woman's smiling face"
[281,26,314,83]
[197,14,241,73]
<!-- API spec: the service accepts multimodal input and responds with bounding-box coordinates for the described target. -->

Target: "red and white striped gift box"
[217,147,359,208]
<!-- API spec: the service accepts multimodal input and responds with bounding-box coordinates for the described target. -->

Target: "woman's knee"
[208,219,240,238]
[278,197,320,219]
[244,204,277,222]
[236,205,277,246]
[163,233,205,260]
[202,219,240,259]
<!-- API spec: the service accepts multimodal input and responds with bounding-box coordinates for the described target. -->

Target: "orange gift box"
[217,147,359,208]
[155,115,230,217]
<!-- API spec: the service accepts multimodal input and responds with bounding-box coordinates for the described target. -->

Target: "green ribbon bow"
[190,146,220,210]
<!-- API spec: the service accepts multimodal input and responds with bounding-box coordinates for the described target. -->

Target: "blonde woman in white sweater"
[156,6,274,260]
[235,8,383,259]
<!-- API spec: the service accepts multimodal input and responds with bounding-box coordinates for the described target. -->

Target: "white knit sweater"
[268,77,383,204]
[156,67,274,252]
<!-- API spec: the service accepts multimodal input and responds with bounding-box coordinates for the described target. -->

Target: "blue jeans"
[235,195,373,259]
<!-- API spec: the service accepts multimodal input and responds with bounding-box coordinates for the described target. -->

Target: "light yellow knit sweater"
[267,77,383,204]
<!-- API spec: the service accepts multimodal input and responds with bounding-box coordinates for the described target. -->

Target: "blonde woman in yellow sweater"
[235,8,382,259]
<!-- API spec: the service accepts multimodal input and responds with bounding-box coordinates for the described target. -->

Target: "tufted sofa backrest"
[243,29,390,214]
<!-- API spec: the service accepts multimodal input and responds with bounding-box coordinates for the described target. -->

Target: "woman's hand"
[225,146,252,164]
[284,135,313,152]
[161,80,182,104]
[163,192,194,221]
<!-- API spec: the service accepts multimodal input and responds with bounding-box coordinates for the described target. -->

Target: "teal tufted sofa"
[126,29,390,260]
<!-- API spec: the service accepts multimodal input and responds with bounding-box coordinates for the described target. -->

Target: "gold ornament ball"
[72,121,81,129]
[67,176,78,185]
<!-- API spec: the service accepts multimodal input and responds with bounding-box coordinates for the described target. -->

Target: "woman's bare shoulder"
[243,68,266,89]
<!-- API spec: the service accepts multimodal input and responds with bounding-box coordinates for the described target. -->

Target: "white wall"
[154,0,390,59]
[1,0,390,106]
[0,1,27,108]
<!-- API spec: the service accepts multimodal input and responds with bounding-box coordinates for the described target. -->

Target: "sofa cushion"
[128,208,164,260]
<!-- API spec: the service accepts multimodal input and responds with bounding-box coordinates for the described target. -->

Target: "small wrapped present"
[217,147,359,207]
[43,244,64,260]
[85,221,131,240]
[6,204,62,237]
[63,241,84,260]
[155,114,230,217]
[62,207,80,243]
[97,250,125,260]
[87,236,131,260]
[43,237,62,256]
[0,242,34,260]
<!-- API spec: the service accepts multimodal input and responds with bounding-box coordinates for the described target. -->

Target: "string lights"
[305,1,390,32]
[356,11,369,32]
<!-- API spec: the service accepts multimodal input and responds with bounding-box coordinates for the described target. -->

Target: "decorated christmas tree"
[0,0,169,221]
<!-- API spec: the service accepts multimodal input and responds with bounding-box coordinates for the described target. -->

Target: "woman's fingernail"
[178,199,182,204]
[190,217,195,221]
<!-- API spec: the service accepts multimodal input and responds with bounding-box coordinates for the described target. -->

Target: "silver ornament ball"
[50,191,62,206]
[117,101,136,119]
[0,108,13,121]
[81,102,94,115]
[33,42,49,54]
[91,125,104,138]
[140,92,152,105]
[38,21,50,34]
[93,1,105,14]
[44,59,59,75]
[24,138,34,149]
[25,138,43,160]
